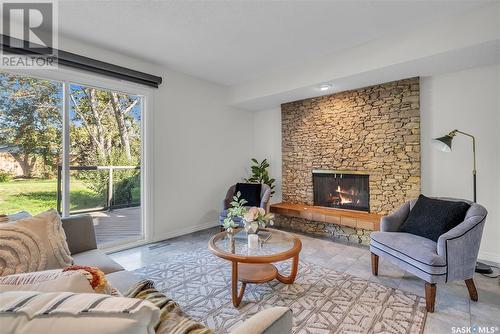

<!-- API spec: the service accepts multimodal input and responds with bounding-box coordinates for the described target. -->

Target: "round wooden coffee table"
[208,228,302,307]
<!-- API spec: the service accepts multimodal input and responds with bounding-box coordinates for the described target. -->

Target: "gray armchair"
[370,198,487,312]
[219,183,272,227]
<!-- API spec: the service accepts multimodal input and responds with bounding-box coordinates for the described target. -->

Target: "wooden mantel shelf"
[270,202,381,231]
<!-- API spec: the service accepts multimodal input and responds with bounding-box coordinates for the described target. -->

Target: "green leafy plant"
[113,172,140,206]
[223,191,248,233]
[77,149,139,202]
[0,170,13,183]
[245,158,275,196]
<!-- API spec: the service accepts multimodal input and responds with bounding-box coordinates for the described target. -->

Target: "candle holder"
[247,234,259,249]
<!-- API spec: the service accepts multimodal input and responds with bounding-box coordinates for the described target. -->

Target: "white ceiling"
[57,1,489,86]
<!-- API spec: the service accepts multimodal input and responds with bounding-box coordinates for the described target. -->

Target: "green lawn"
[0,178,104,215]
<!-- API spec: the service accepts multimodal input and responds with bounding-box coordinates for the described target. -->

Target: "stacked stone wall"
[278,78,421,243]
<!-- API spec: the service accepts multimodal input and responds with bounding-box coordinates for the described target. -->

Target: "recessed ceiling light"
[319,84,331,91]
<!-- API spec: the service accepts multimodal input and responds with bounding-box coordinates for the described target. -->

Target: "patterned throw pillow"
[0,269,94,293]
[0,267,121,296]
[0,209,73,276]
[63,265,121,296]
[0,291,160,334]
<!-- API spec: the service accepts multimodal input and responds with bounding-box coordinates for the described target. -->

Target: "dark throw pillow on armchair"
[398,194,470,242]
[235,183,262,207]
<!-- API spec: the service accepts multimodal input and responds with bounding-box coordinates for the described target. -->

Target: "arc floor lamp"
[433,129,492,274]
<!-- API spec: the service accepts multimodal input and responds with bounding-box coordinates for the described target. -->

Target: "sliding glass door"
[68,83,143,245]
[0,70,146,248]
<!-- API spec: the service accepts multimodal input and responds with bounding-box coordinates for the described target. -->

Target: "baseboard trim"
[478,251,500,264]
[152,221,219,243]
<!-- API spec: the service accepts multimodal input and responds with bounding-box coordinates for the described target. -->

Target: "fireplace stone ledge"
[274,215,372,245]
[270,202,381,231]
[270,202,382,245]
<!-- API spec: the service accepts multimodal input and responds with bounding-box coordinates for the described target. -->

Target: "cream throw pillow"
[0,209,73,276]
[0,291,160,334]
[0,268,121,296]
[0,269,94,293]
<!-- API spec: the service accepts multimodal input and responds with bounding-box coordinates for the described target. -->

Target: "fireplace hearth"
[313,170,370,212]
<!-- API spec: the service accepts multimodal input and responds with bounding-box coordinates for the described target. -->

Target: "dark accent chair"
[219,183,272,227]
[370,197,487,312]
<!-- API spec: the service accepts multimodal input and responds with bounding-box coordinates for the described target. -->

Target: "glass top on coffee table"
[210,228,299,259]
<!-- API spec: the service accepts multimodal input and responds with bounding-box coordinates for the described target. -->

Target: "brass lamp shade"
[433,134,454,152]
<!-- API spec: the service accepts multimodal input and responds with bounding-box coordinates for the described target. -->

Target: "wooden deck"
[89,207,142,246]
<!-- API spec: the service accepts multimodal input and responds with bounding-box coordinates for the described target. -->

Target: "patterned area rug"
[133,248,426,334]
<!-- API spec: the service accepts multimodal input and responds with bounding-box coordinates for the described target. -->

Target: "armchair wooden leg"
[465,278,478,302]
[371,253,379,276]
[425,283,436,312]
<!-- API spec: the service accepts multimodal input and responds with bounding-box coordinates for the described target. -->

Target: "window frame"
[2,67,154,251]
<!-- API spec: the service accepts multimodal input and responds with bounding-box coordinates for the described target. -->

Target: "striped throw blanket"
[125,279,214,334]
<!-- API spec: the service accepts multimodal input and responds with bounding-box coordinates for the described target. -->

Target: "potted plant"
[245,158,275,196]
[222,192,248,234]
[223,191,275,235]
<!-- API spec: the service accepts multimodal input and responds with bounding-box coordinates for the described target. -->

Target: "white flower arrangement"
[243,206,274,234]
[223,192,274,234]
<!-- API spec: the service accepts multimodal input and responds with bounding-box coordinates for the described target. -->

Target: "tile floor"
[110,227,500,334]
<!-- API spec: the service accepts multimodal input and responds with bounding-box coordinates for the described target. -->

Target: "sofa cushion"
[0,209,73,276]
[107,270,144,294]
[0,269,94,293]
[72,249,124,274]
[235,183,261,207]
[0,291,160,334]
[61,215,98,254]
[398,194,470,242]
[63,265,121,296]
[370,231,447,281]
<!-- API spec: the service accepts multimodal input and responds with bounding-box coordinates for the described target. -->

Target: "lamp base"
[475,261,493,274]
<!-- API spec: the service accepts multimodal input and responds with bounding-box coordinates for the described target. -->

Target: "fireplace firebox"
[312,170,370,212]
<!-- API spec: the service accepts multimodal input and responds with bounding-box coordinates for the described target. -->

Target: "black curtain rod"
[0,35,162,88]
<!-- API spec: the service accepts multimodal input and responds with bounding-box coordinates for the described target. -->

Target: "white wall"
[151,69,254,240]
[57,36,255,242]
[421,64,500,263]
[253,108,282,203]
[253,65,500,262]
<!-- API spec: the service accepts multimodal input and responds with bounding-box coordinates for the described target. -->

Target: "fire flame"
[337,185,355,204]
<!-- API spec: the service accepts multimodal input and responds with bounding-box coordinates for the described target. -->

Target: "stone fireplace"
[272,77,421,244]
[313,170,370,212]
